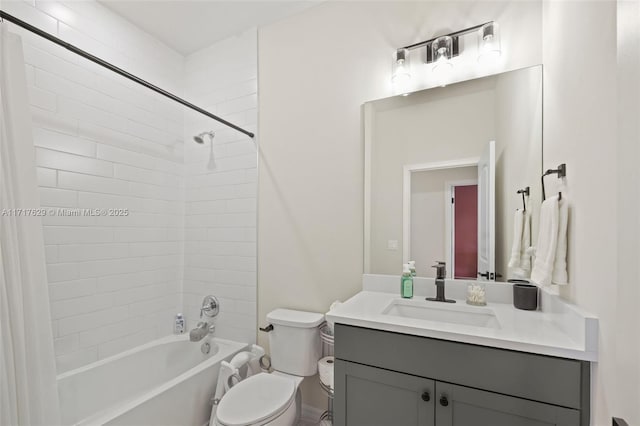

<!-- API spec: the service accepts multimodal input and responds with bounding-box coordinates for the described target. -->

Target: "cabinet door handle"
[439,395,449,407]
[421,391,430,402]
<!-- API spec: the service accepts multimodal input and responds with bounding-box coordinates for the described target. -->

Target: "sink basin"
[382,299,500,329]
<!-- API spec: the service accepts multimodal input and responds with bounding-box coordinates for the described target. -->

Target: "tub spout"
[189,321,215,342]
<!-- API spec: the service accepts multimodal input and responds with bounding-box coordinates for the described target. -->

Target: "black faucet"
[426,261,455,303]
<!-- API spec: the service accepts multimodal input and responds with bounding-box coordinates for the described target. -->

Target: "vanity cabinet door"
[334,359,435,426]
[434,382,581,426]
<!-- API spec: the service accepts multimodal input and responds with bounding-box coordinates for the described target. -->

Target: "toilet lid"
[216,373,296,426]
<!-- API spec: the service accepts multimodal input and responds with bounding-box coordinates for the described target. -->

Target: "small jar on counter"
[466,282,487,306]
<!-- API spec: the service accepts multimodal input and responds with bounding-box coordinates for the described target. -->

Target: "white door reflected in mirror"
[477,140,496,281]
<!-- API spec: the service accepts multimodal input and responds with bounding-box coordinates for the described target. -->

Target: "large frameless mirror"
[364,65,543,281]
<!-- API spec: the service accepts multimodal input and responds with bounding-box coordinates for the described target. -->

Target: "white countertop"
[325,275,598,362]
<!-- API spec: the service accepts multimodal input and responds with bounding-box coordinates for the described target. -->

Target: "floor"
[298,421,331,426]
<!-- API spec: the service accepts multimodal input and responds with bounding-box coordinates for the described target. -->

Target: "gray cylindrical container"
[509,280,539,310]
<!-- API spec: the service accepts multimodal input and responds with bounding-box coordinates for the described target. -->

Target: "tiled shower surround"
[182,29,258,344]
[3,0,257,372]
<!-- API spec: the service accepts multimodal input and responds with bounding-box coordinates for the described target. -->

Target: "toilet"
[213,309,324,426]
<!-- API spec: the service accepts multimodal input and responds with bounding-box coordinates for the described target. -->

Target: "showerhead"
[193,131,217,170]
[194,131,214,144]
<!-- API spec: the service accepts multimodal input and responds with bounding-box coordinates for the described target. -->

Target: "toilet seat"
[216,373,296,426]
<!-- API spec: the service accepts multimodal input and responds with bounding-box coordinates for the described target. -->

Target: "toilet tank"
[266,309,324,376]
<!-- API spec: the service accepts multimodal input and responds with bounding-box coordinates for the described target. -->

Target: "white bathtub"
[57,335,248,426]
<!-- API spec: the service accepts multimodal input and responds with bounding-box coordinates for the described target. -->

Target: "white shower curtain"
[0,23,61,425]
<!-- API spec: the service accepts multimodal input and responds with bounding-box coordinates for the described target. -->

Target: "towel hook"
[541,163,566,201]
[516,187,530,212]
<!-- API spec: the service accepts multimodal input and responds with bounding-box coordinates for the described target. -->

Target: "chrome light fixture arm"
[399,20,496,60]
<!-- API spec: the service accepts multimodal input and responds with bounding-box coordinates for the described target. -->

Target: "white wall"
[182,28,258,344]
[616,1,640,422]
[3,0,186,372]
[258,0,542,410]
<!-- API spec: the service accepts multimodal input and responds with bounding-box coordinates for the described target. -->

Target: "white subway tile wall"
[4,0,257,372]
[183,28,258,344]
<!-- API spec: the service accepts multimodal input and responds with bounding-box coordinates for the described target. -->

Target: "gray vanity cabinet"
[334,324,590,426]
[435,382,580,426]
[335,360,435,426]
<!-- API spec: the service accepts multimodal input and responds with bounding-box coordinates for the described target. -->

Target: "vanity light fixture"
[391,21,500,91]
[477,22,502,64]
[392,48,411,95]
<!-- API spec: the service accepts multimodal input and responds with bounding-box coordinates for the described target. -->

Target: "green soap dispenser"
[401,263,414,299]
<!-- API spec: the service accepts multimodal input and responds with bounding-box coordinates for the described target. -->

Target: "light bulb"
[432,57,453,87]
[392,61,411,95]
[478,22,501,64]
[392,49,411,95]
[431,37,453,87]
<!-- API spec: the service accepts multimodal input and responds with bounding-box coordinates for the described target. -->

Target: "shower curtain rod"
[0,10,255,139]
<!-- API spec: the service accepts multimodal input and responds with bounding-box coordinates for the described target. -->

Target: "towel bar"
[517,187,530,211]
[541,163,566,201]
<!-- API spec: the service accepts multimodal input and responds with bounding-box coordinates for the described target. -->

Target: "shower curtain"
[0,23,61,425]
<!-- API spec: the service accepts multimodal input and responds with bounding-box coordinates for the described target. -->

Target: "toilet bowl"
[214,372,303,426]
[212,309,324,426]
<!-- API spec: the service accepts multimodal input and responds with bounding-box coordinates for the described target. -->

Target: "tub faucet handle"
[200,295,220,318]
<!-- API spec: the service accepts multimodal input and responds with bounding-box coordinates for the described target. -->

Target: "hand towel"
[520,211,532,273]
[552,198,569,285]
[530,196,560,286]
[508,209,525,269]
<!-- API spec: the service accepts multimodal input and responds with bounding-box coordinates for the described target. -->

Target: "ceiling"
[98,0,320,55]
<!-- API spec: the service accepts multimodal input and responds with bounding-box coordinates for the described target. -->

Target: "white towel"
[552,199,569,285]
[520,211,531,273]
[508,209,525,269]
[508,210,532,277]
[530,196,560,286]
